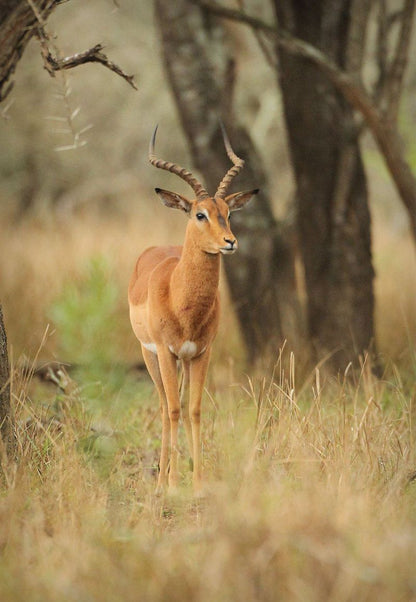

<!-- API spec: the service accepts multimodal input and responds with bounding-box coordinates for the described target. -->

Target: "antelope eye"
[196,212,207,221]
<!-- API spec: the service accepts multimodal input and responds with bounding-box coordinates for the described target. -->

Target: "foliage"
[49,256,118,365]
[49,255,128,402]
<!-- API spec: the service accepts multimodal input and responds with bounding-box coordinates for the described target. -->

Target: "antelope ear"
[155,188,192,213]
[225,189,259,211]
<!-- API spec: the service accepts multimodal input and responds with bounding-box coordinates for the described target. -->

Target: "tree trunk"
[154,0,300,364]
[0,1,137,457]
[0,306,15,458]
[0,1,64,100]
[0,2,66,457]
[275,0,375,371]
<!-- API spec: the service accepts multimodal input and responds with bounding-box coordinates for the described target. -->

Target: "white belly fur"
[141,340,206,360]
[169,340,197,360]
[142,341,157,354]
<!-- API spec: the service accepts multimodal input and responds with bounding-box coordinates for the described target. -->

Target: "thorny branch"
[40,40,138,90]
[27,0,137,90]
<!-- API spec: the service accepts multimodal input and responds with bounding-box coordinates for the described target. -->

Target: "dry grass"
[0,206,415,601]
[0,204,244,366]
[1,0,415,595]
[0,347,415,601]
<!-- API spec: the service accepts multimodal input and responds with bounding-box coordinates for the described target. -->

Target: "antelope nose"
[224,237,236,248]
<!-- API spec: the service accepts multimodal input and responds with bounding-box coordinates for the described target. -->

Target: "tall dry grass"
[0,203,244,366]
[0,199,415,600]
[0,344,415,601]
[0,198,414,370]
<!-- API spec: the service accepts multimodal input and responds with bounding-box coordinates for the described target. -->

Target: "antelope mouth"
[220,246,237,255]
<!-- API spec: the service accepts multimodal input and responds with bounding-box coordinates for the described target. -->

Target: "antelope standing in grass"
[128,126,258,494]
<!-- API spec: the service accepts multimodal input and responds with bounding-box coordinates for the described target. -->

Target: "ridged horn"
[215,122,245,199]
[149,126,209,199]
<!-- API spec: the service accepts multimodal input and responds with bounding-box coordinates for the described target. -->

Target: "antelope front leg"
[189,349,211,495]
[180,361,193,465]
[157,347,181,491]
[141,345,169,493]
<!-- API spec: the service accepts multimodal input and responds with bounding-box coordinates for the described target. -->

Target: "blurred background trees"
[275,1,375,371]
[154,0,300,364]
[154,0,415,371]
[0,0,415,383]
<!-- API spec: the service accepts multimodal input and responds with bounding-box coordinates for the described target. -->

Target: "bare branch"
[346,0,371,77]
[26,0,49,26]
[236,0,278,69]
[0,81,14,103]
[384,0,415,123]
[192,0,275,33]
[2,1,137,97]
[0,1,62,100]
[374,0,388,103]
[39,37,138,91]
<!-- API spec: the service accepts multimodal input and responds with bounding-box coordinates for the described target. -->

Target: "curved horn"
[149,126,209,199]
[215,122,245,199]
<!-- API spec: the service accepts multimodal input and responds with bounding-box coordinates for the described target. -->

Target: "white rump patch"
[142,341,157,354]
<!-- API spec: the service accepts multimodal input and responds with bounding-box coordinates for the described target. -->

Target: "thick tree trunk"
[0,1,63,100]
[275,1,375,371]
[154,0,300,363]
[0,306,15,458]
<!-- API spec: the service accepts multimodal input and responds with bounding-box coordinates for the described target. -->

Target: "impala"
[128,125,258,494]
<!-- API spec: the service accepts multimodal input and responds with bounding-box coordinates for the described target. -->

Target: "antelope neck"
[171,231,220,312]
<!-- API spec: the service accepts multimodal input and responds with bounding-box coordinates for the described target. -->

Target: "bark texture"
[154,0,300,363]
[0,2,62,457]
[0,0,64,100]
[0,307,15,457]
[274,0,375,370]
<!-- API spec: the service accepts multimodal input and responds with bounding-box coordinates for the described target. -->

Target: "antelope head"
[149,125,259,255]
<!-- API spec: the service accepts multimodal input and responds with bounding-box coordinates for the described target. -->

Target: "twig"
[0,81,14,104]
[27,0,137,90]
[374,0,388,103]
[40,41,138,91]
[18,360,148,382]
[0,97,14,120]
[236,0,277,69]
[193,0,275,33]
[383,0,415,123]
[26,0,51,27]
